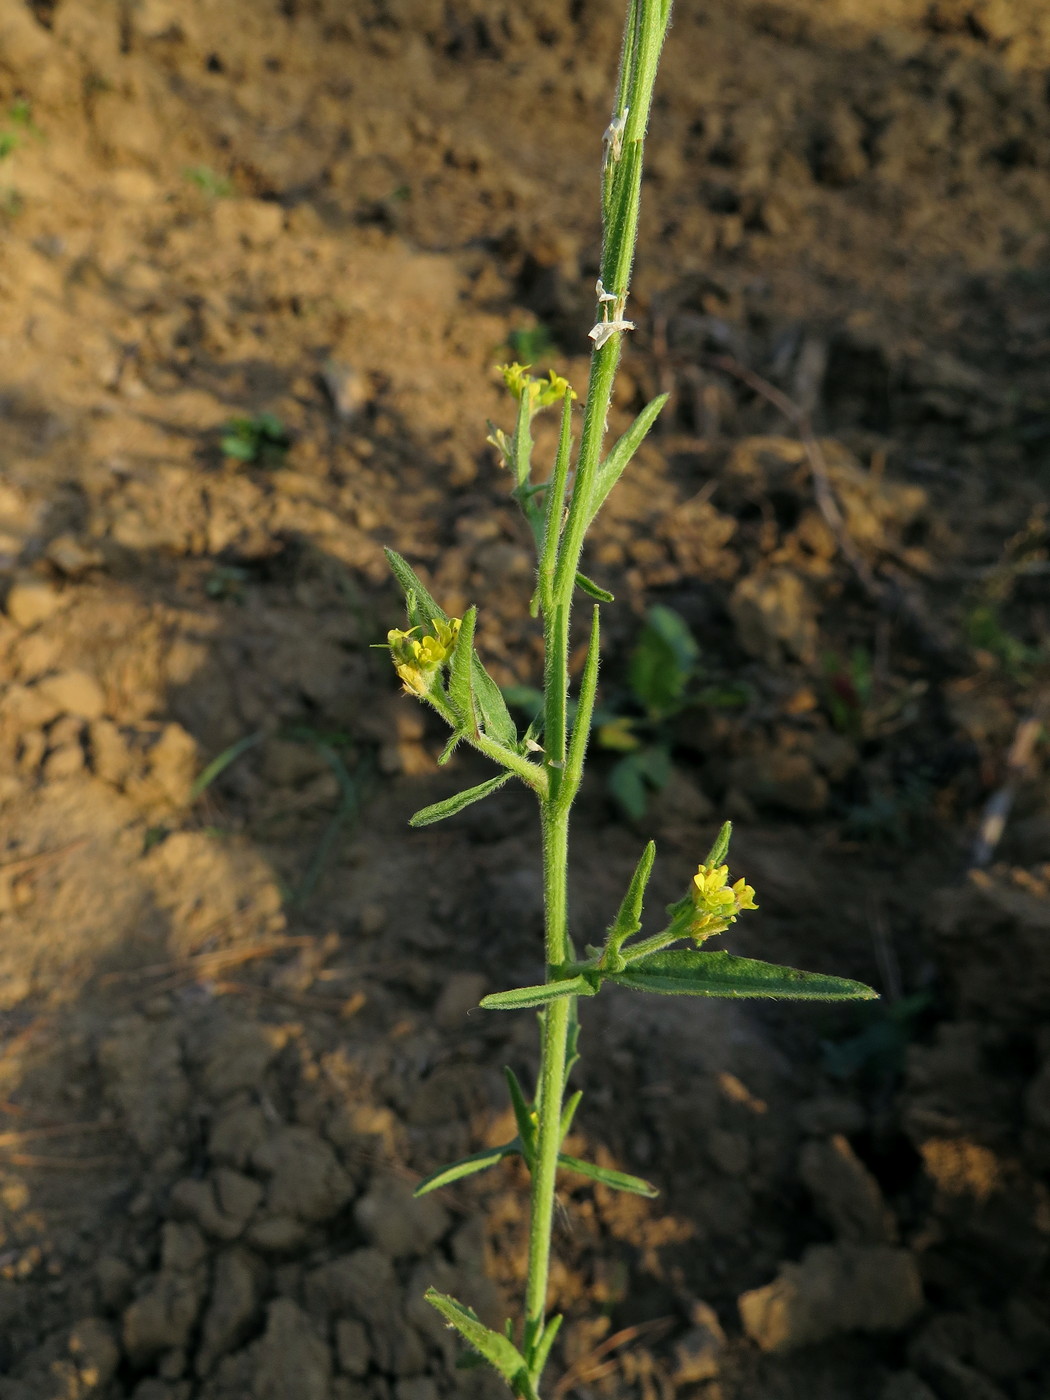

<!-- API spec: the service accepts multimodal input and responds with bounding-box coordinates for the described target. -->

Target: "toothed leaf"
[424,1289,535,1398]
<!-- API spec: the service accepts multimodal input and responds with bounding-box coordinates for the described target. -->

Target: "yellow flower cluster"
[387,617,461,696]
[498,363,577,413]
[690,862,758,943]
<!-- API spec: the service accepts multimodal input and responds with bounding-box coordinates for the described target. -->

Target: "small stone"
[672,1301,726,1383]
[197,1246,264,1376]
[123,1271,206,1364]
[144,723,199,806]
[45,534,104,577]
[43,743,85,780]
[247,1215,308,1254]
[88,718,134,786]
[68,1317,120,1388]
[253,1127,355,1223]
[353,1174,449,1259]
[252,1298,332,1400]
[214,1168,264,1225]
[161,1222,208,1274]
[729,567,818,666]
[335,1318,371,1376]
[170,1173,259,1242]
[738,1244,923,1352]
[209,1102,269,1169]
[5,577,65,628]
[37,669,106,720]
[96,1255,135,1310]
[798,1135,897,1243]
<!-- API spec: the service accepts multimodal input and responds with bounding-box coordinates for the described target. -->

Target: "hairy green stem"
[522,4,673,1386]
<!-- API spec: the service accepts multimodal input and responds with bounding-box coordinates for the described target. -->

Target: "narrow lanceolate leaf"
[559,1088,583,1142]
[529,1314,563,1384]
[409,773,512,827]
[702,819,733,870]
[480,975,595,1011]
[384,549,446,628]
[471,655,519,748]
[449,605,478,732]
[557,1153,659,1198]
[575,571,614,603]
[504,1067,537,1161]
[424,1289,535,1398]
[605,840,656,950]
[609,950,879,1001]
[414,1143,518,1197]
[561,606,601,804]
[585,394,669,529]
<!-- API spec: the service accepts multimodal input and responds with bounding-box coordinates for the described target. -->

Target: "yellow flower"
[497,363,577,415]
[387,618,461,695]
[688,860,758,943]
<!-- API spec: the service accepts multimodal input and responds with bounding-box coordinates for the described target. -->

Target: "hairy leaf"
[424,1289,534,1398]
[385,548,446,629]
[610,950,879,1001]
[414,1144,517,1197]
[585,392,669,529]
[409,773,512,827]
[449,605,478,732]
[575,571,614,602]
[481,976,595,1011]
[558,1152,659,1198]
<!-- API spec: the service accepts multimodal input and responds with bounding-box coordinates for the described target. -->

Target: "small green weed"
[508,323,556,365]
[375,6,876,1394]
[220,412,289,464]
[184,164,234,198]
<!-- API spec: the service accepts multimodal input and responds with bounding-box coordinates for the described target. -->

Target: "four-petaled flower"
[498,363,576,417]
[387,617,461,695]
[689,861,758,943]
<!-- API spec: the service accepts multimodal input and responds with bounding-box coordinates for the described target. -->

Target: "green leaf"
[471,654,519,747]
[561,606,601,801]
[424,1289,535,1398]
[629,605,699,718]
[529,1314,563,1382]
[559,1088,583,1141]
[384,549,447,630]
[504,1067,536,1161]
[606,839,656,948]
[558,1152,659,1198]
[449,605,478,731]
[480,975,595,1011]
[409,773,512,827]
[585,393,669,529]
[610,950,880,1001]
[575,571,614,603]
[414,1143,517,1196]
[190,731,264,800]
[702,820,732,869]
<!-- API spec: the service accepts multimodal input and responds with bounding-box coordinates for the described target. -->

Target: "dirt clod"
[738,1244,923,1351]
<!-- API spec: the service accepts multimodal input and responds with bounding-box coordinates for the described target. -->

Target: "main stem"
[522,0,672,1382]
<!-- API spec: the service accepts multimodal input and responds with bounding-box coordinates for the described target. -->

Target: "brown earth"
[1,1,1049,1398]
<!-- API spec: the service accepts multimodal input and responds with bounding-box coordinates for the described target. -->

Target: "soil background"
[1,2,1049,1399]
